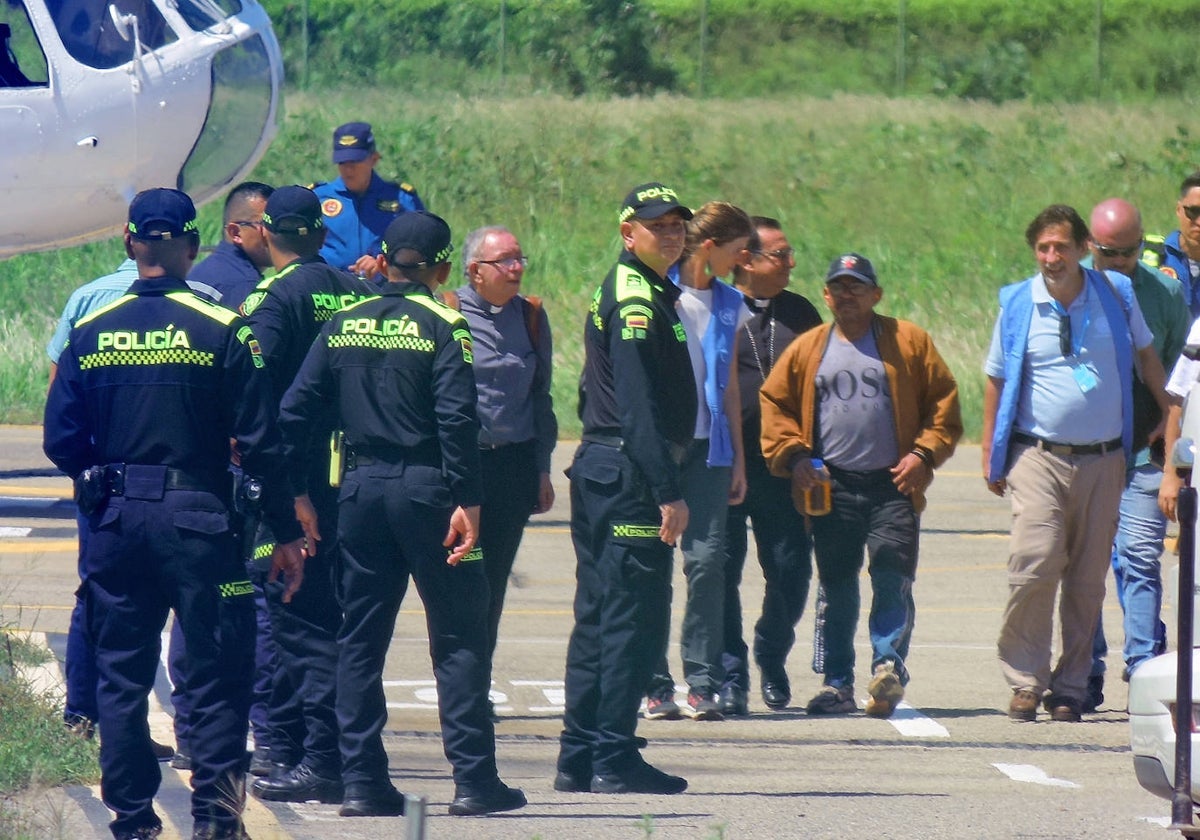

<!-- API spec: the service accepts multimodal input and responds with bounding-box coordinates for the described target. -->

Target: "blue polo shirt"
[985,272,1153,444]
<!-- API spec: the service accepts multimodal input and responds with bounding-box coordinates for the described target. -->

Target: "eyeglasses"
[1093,241,1141,259]
[234,220,264,230]
[754,247,795,262]
[1182,205,1200,222]
[477,256,528,271]
[826,280,873,296]
[1058,312,1073,357]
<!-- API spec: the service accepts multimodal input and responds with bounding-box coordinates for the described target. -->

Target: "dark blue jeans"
[808,467,919,689]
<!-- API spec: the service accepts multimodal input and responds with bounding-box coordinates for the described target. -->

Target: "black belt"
[103,464,215,495]
[581,433,688,466]
[347,443,439,469]
[1012,432,1122,457]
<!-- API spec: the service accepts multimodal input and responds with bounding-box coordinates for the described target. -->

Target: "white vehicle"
[0,0,283,258]
[1130,383,1200,809]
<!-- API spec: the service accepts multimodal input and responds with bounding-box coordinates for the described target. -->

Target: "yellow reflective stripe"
[409,293,465,325]
[167,292,238,325]
[75,294,137,328]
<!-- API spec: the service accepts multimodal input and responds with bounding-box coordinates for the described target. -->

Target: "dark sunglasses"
[1093,241,1141,259]
[1182,205,1200,222]
[1058,312,1073,357]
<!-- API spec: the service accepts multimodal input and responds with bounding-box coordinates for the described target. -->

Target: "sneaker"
[1082,674,1104,714]
[805,684,856,715]
[865,662,905,719]
[684,692,724,721]
[644,694,683,721]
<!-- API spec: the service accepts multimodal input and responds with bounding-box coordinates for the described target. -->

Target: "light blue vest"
[987,268,1134,483]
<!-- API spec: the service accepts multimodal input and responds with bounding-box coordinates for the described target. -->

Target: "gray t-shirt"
[815,329,898,471]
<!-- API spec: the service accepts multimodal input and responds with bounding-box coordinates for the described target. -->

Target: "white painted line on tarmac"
[1139,816,1170,827]
[0,526,31,537]
[992,763,1081,788]
[884,702,949,737]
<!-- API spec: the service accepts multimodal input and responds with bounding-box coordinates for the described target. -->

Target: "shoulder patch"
[166,292,239,325]
[614,264,653,302]
[410,293,466,325]
[400,182,416,194]
[75,293,137,327]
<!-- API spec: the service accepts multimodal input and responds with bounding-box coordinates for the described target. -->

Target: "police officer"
[312,121,424,278]
[554,182,696,795]
[186,181,274,310]
[278,212,527,818]
[242,186,374,803]
[43,188,305,840]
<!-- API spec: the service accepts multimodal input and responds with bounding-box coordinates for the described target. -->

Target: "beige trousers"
[997,443,1124,700]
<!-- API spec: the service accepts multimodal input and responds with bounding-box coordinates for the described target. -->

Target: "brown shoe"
[1008,689,1039,721]
[1045,695,1082,722]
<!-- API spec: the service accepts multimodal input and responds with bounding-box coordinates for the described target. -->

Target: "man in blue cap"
[312,121,425,278]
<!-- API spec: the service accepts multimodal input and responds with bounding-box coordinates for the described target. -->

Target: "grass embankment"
[5,93,1199,439]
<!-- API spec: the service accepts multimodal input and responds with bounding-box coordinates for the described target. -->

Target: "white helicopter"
[0,0,283,258]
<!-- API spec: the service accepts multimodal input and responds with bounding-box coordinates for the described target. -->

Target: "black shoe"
[248,749,274,778]
[115,825,162,840]
[719,686,749,717]
[252,763,343,803]
[1082,674,1104,714]
[761,671,791,711]
[487,698,501,723]
[339,784,407,817]
[170,752,192,771]
[553,770,591,793]
[448,781,527,816]
[590,762,688,795]
[151,740,176,761]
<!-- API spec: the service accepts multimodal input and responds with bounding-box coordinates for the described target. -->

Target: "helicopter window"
[1,3,47,86]
[173,0,242,33]
[47,0,174,69]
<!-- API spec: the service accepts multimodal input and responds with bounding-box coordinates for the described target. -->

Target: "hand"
[986,477,1007,497]
[533,472,555,514]
[1160,470,1184,521]
[444,505,480,566]
[351,254,380,278]
[293,494,320,557]
[659,499,689,545]
[269,537,307,603]
[790,457,820,495]
[890,453,930,496]
[728,459,747,506]
[1148,416,1167,446]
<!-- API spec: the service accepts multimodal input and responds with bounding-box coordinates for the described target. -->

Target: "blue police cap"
[382,212,453,267]
[332,121,375,164]
[127,188,198,240]
[262,185,324,235]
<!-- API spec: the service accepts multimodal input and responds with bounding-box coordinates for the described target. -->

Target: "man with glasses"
[187,181,275,310]
[719,217,821,716]
[447,226,557,715]
[1143,171,1200,319]
[982,204,1171,722]
[1083,199,1187,711]
[760,253,961,719]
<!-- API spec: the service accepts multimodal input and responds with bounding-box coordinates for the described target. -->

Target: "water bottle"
[804,458,832,516]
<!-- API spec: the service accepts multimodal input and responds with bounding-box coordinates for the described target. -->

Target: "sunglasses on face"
[1093,241,1141,259]
[1058,312,1073,357]
[1182,205,1200,222]
[753,247,795,262]
[826,280,872,297]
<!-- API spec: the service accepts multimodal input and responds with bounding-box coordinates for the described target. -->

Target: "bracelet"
[910,448,933,468]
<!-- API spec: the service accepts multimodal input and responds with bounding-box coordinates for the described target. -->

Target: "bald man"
[1084,198,1188,710]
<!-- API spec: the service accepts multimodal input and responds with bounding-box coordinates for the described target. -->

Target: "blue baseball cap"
[382,212,453,267]
[825,252,878,286]
[332,121,375,164]
[262,185,324,235]
[127,188,198,240]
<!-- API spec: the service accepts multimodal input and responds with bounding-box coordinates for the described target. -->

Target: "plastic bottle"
[803,458,832,516]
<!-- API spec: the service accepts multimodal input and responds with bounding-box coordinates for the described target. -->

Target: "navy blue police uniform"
[240,187,375,798]
[722,288,822,707]
[278,212,524,816]
[556,232,697,789]
[43,188,301,840]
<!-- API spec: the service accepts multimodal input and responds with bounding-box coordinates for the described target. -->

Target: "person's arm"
[982,375,1006,497]
[1135,343,1172,442]
[759,336,812,478]
[531,302,558,513]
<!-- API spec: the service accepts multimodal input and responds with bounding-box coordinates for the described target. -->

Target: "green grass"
[7,92,1200,439]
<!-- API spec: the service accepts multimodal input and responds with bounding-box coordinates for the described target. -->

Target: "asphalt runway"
[0,425,1182,839]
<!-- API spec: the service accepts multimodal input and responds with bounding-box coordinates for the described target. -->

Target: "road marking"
[0,526,31,537]
[992,763,1080,788]
[0,538,76,553]
[882,702,949,737]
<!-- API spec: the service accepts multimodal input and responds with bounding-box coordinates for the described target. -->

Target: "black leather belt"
[347,443,439,469]
[1012,432,1122,457]
[103,464,214,495]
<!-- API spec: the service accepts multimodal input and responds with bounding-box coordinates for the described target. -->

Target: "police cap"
[382,212,454,268]
[127,188,199,240]
[332,121,375,164]
[262,185,324,235]
[619,182,693,224]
